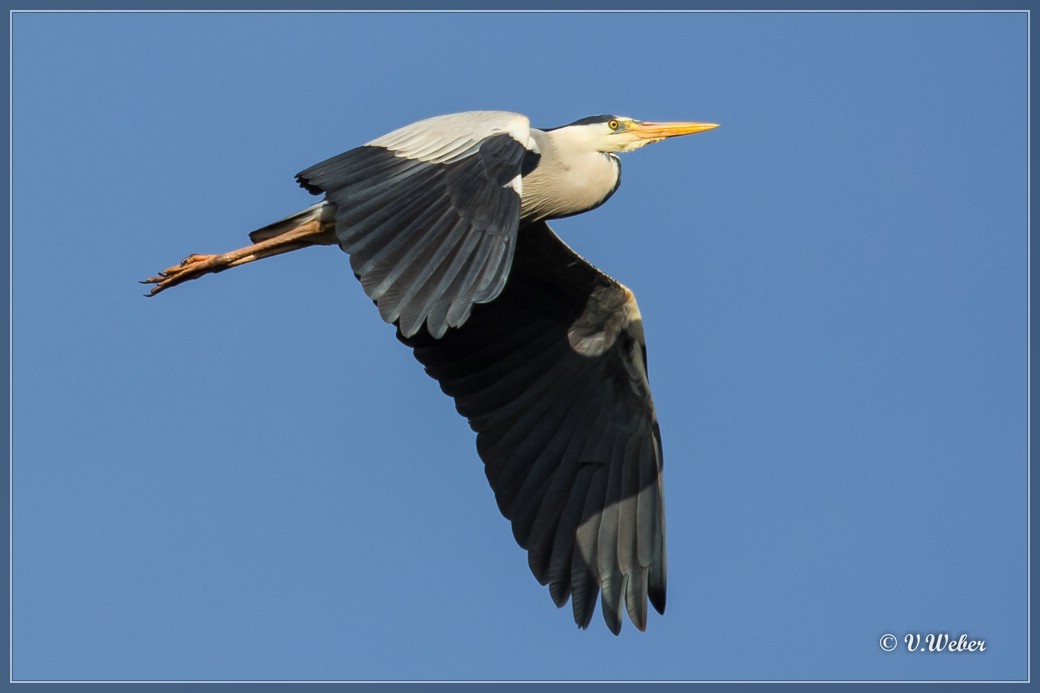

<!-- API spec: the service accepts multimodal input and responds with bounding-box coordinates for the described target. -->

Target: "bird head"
[552,115,719,153]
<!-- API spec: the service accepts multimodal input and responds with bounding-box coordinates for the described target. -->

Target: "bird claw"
[141,253,221,296]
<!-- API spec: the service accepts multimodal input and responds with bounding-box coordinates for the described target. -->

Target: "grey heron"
[144,111,719,634]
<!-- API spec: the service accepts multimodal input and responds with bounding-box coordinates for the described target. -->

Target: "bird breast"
[519,148,621,222]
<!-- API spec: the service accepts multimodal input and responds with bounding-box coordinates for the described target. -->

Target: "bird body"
[144,110,718,634]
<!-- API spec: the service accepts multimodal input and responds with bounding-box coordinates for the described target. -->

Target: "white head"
[548,115,719,153]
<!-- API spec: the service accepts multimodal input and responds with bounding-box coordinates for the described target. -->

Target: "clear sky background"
[10,10,1028,682]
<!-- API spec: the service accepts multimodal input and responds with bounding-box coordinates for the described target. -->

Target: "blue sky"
[10,10,1028,682]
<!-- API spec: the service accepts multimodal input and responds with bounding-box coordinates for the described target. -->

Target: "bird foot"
[141,253,225,296]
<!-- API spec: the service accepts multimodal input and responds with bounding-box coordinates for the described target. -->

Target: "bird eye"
[608,119,620,130]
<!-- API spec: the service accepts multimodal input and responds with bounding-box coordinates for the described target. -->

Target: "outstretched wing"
[297,111,536,338]
[399,221,667,634]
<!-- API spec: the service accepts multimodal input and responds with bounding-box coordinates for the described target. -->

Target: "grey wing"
[297,112,534,338]
[399,221,667,634]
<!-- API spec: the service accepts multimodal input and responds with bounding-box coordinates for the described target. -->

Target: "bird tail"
[248,201,337,244]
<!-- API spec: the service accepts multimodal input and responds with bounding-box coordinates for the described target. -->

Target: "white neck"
[519,128,621,221]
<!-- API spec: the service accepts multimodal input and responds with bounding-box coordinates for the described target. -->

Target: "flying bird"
[144,111,718,634]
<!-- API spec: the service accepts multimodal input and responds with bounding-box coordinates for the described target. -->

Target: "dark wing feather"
[398,220,667,634]
[298,133,527,339]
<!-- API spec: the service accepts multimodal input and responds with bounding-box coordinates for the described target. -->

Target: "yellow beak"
[631,121,720,140]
